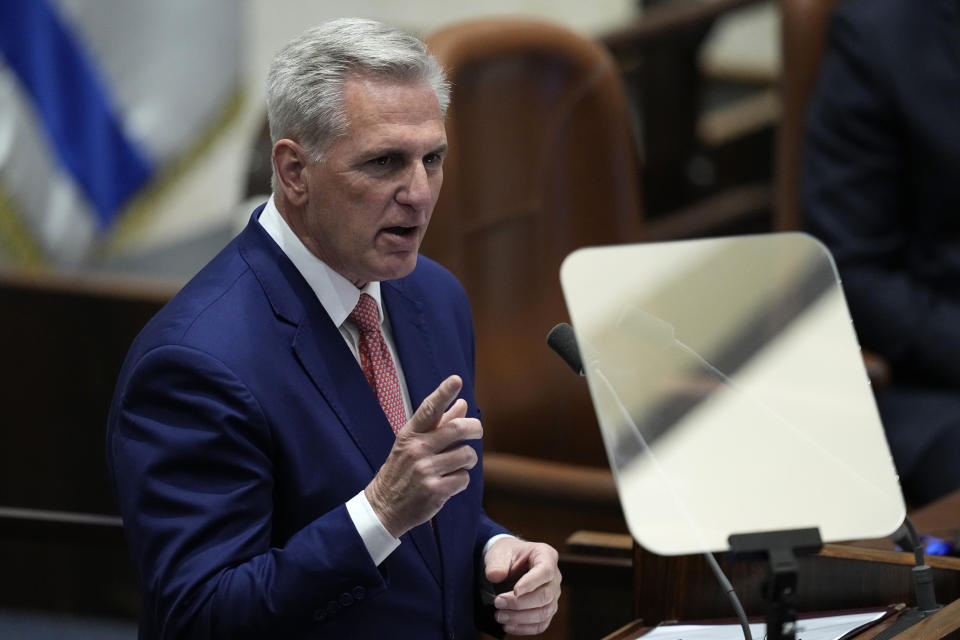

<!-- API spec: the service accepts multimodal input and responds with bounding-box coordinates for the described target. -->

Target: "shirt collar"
[258,195,383,328]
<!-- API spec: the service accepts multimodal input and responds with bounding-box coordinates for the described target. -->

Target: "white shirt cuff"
[346,490,401,566]
[483,533,516,559]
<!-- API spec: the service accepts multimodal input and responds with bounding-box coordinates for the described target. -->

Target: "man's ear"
[272,139,309,206]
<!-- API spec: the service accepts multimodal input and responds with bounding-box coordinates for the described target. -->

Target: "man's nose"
[397,162,435,210]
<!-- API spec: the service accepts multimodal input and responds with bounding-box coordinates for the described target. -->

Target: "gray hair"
[266,18,449,166]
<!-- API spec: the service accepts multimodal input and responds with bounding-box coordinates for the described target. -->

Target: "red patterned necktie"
[349,293,406,434]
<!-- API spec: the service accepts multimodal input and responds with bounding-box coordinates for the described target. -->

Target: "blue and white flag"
[0,0,241,267]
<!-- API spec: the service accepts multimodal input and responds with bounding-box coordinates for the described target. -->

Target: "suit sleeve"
[108,344,387,639]
[802,6,960,384]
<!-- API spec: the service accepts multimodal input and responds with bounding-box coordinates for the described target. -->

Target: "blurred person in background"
[804,0,960,506]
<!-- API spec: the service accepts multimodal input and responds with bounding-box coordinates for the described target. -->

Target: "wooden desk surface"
[627,489,960,628]
[605,597,960,640]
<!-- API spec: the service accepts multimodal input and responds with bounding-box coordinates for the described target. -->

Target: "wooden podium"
[604,600,960,640]
[585,490,960,639]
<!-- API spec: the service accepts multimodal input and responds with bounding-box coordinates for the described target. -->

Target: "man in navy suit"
[804,0,960,505]
[108,18,561,638]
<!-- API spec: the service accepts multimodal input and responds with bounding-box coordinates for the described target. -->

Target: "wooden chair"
[602,0,776,239]
[422,18,642,548]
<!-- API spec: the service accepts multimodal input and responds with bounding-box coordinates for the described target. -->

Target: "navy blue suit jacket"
[107,207,507,639]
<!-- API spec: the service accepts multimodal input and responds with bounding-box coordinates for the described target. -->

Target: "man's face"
[297,75,447,287]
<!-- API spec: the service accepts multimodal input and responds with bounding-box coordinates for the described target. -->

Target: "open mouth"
[383,226,416,237]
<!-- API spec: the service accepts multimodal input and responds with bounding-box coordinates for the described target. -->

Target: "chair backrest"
[422,19,642,466]
[775,0,842,230]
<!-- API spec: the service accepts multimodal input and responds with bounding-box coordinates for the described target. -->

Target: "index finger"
[512,560,556,599]
[513,563,557,606]
[407,375,463,433]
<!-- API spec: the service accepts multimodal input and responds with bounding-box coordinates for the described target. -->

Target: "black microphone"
[546,318,754,640]
[546,323,584,376]
[873,518,943,639]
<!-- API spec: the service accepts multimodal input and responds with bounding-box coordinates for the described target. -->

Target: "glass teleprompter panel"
[560,233,904,555]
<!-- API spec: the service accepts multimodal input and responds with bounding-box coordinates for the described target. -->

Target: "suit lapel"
[383,278,442,410]
[239,213,397,476]
[386,273,480,625]
[383,276,448,586]
[291,312,397,474]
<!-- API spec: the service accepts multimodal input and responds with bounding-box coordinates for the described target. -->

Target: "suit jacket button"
[352,586,366,601]
[327,600,340,614]
[313,609,327,622]
[339,592,354,607]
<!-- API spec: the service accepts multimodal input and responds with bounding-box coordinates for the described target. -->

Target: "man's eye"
[424,153,443,166]
[371,156,392,167]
